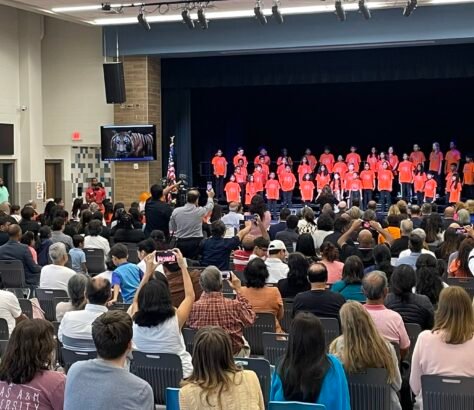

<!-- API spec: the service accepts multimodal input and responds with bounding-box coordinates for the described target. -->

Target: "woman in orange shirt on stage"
[423,172,438,203]
[297,156,312,184]
[398,153,415,202]
[315,165,331,194]
[280,165,297,208]
[300,173,315,205]
[319,146,335,173]
[447,174,463,204]
[224,175,241,203]
[413,164,427,205]
[333,155,348,179]
[366,147,379,174]
[360,163,376,210]
[346,146,361,171]
[348,172,363,208]
[265,172,281,218]
[378,161,394,213]
[245,174,258,206]
[330,173,344,202]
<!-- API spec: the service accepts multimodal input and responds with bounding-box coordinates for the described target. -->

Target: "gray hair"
[412,228,426,242]
[67,274,89,308]
[49,242,68,264]
[199,265,222,293]
[457,209,471,226]
[400,219,413,235]
[362,271,388,300]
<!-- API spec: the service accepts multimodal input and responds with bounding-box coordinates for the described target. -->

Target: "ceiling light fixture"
[181,9,195,29]
[272,2,284,24]
[358,0,371,19]
[403,0,417,16]
[335,0,346,21]
[197,7,209,29]
[137,6,151,30]
[254,1,267,25]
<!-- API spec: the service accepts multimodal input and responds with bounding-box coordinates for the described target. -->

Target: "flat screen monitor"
[100,125,157,161]
[0,124,14,155]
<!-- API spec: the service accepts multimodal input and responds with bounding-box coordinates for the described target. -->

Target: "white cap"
[469,249,474,276]
[268,240,287,252]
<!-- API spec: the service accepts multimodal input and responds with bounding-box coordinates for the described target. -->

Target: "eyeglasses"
[258,247,268,252]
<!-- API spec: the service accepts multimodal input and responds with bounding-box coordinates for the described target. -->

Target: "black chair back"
[18,298,33,318]
[0,318,9,340]
[109,303,131,312]
[122,243,139,264]
[348,368,391,410]
[404,323,422,362]
[422,375,474,410]
[243,312,276,356]
[182,328,197,354]
[6,287,30,299]
[262,332,288,366]
[36,289,68,321]
[84,248,105,275]
[61,347,97,373]
[0,340,8,358]
[281,299,293,333]
[446,278,474,298]
[0,260,26,287]
[235,357,271,407]
[319,317,341,347]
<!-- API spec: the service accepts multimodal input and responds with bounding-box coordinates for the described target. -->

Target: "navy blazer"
[0,240,41,285]
[269,222,287,241]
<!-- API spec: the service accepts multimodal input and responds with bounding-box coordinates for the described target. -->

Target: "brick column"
[112,56,162,207]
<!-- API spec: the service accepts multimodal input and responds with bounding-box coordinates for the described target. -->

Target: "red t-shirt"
[366,155,379,173]
[398,161,415,183]
[253,155,271,165]
[378,169,394,191]
[449,183,462,203]
[265,179,281,200]
[463,162,474,185]
[349,179,363,191]
[409,151,426,166]
[211,156,228,176]
[429,151,443,173]
[445,149,461,173]
[424,179,437,198]
[333,162,348,178]
[413,173,427,192]
[245,182,258,204]
[233,154,248,168]
[224,181,241,203]
[300,181,315,201]
[306,155,318,171]
[360,170,375,190]
[346,153,361,170]
[316,173,331,190]
[297,164,313,183]
[319,153,335,173]
[234,168,247,184]
[280,172,297,192]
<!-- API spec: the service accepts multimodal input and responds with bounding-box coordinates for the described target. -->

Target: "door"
[45,161,62,200]
[0,162,15,204]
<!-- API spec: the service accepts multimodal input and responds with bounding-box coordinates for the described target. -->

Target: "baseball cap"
[268,240,287,252]
[469,249,474,276]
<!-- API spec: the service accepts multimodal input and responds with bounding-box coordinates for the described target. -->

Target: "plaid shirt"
[187,292,256,354]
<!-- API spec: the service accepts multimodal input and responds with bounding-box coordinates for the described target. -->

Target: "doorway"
[0,162,15,204]
[45,161,63,201]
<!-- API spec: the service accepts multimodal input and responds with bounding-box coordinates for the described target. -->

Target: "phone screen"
[155,251,176,264]
[221,271,231,280]
[206,181,213,191]
[244,215,254,221]
[456,228,467,235]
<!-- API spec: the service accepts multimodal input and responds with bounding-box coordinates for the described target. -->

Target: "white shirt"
[221,212,244,231]
[40,265,76,292]
[0,290,22,335]
[312,230,334,250]
[398,248,436,259]
[265,257,289,284]
[84,235,110,259]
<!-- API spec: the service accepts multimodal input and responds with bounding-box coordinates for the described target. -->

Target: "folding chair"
[18,298,33,318]
[36,289,68,321]
[0,260,26,287]
[422,375,474,410]
[109,303,131,312]
[166,388,180,410]
[243,312,276,356]
[182,328,197,355]
[405,323,422,361]
[262,332,288,366]
[319,317,341,347]
[390,342,401,362]
[0,340,8,358]
[235,357,271,407]
[123,243,139,264]
[281,299,294,333]
[348,368,391,410]
[269,402,326,409]
[61,348,96,373]
[131,352,183,405]
[446,277,474,298]
[6,287,30,299]
[52,321,63,367]
[84,248,105,275]
[0,319,9,340]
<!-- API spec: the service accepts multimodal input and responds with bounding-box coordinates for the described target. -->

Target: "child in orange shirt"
[304,148,318,171]
[398,153,415,203]
[253,164,265,194]
[319,146,335,173]
[258,156,270,182]
[234,164,248,203]
[233,147,248,168]
[448,173,462,204]
[348,172,363,208]
[253,147,270,166]
[343,163,357,193]
[211,149,228,201]
[413,164,427,205]
[277,157,288,178]
[360,163,376,210]
[300,173,315,205]
[245,175,258,206]
[346,146,361,171]
[277,148,293,167]
[331,173,344,202]
[297,156,312,184]
[280,165,297,208]
[265,172,281,218]
[378,162,394,212]
[315,165,331,193]
[224,175,241,203]
[366,147,379,174]
[463,154,474,199]
[424,173,438,203]
[333,155,348,179]
[409,144,426,167]
[445,162,457,196]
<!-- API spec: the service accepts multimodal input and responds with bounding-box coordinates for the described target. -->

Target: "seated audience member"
[240,258,284,332]
[50,216,73,251]
[84,219,110,260]
[64,311,154,410]
[436,227,462,261]
[293,262,345,319]
[265,240,289,284]
[40,242,76,292]
[385,264,434,330]
[297,207,318,235]
[270,312,350,410]
[249,236,270,261]
[269,208,291,240]
[396,200,409,220]
[112,211,145,243]
[180,326,265,410]
[200,220,252,270]
[187,266,256,357]
[56,274,89,322]
[367,244,394,279]
[21,230,37,263]
[59,277,110,351]
[320,241,344,284]
[69,234,88,273]
[379,214,401,245]
[330,302,402,410]
[109,243,143,305]
[0,288,26,336]
[415,254,445,305]
[136,238,158,273]
[0,320,65,409]
[0,215,10,246]
[248,195,272,238]
[233,234,255,272]
[448,237,474,277]
[442,206,456,230]
[19,205,40,237]
[132,249,194,378]
[221,201,244,232]
[331,255,366,302]
[410,287,474,409]
[421,214,443,247]
[410,205,423,229]
[363,271,410,359]
[275,214,299,253]
[398,228,435,259]
[278,252,311,299]
[149,229,170,250]
[37,226,53,266]
[396,233,425,268]
[0,224,41,286]
[312,213,335,250]
[391,219,413,257]
[457,208,471,226]
[295,233,318,263]
[324,215,352,247]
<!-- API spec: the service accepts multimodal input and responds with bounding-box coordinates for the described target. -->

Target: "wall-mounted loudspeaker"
[103,62,126,104]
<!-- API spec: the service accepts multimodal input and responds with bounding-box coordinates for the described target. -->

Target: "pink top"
[364,304,410,350]
[249,211,271,237]
[322,260,344,284]
[29,246,38,264]
[0,370,66,410]
[410,330,474,403]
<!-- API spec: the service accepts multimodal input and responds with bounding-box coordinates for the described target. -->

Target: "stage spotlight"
[181,9,195,29]
[358,0,371,20]
[403,0,417,16]
[197,7,208,29]
[272,3,284,24]
[137,7,151,31]
[254,1,267,25]
[335,0,346,22]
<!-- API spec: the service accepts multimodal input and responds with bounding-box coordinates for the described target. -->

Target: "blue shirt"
[200,236,240,270]
[69,247,86,273]
[111,262,143,303]
[271,354,350,410]
[331,280,366,302]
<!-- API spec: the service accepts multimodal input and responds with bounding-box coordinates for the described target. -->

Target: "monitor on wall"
[0,124,14,155]
[100,125,157,161]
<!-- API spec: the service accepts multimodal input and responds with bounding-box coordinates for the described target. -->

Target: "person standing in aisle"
[211,149,228,201]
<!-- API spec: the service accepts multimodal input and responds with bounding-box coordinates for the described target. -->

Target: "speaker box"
[103,62,126,104]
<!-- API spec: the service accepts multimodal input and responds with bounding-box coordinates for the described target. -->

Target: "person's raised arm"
[175,248,195,329]
[163,180,182,197]
[169,210,177,233]
[196,190,215,217]
[129,252,158,317]
[337,219,362,248]
[370,221,394,246]
[228,272,256,327]
[237,220,252,242]
[254,214,270,241]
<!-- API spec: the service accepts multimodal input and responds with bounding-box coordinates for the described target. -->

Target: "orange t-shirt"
[398,161,415,183]
[429,151,443,173]
[297,164,313,183]
[413,173,427,193]
[234,168,247,184]
[377,160,391,174]
[360,170,375,190]
[253,171,265,191]
[448,183,462,203]
[349,179,362,191]
[346,153,361,170]
[233,154,248,168]
[388,154,399,171]
[445,149,461,173]
[212,156,228,176]
[245,182,257,205]
[319,153,335,173]
[265,179,281,200]
[343,172,356,190]
[445,172,454,192]
[424,179,437,198]
[331,178,343,192]
[280,172,297,192]
[463,162,474,185]
[409,151,426,166]
[306,155,318,171]
[333,162,348,178]
[260,164,270,182]
[316,173,331,190]
[224,182,241,203]
[378,170,394,191]
[277,164,286,177]
[300,181,315,201]
[253,155,271,165]
[366,156,379,173]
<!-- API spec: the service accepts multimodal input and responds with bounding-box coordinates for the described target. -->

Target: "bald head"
[362,271,388,301]
[367,201,378,211]
[8,224,22,241]
[444,207,455,218]
[358,229,373,247]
